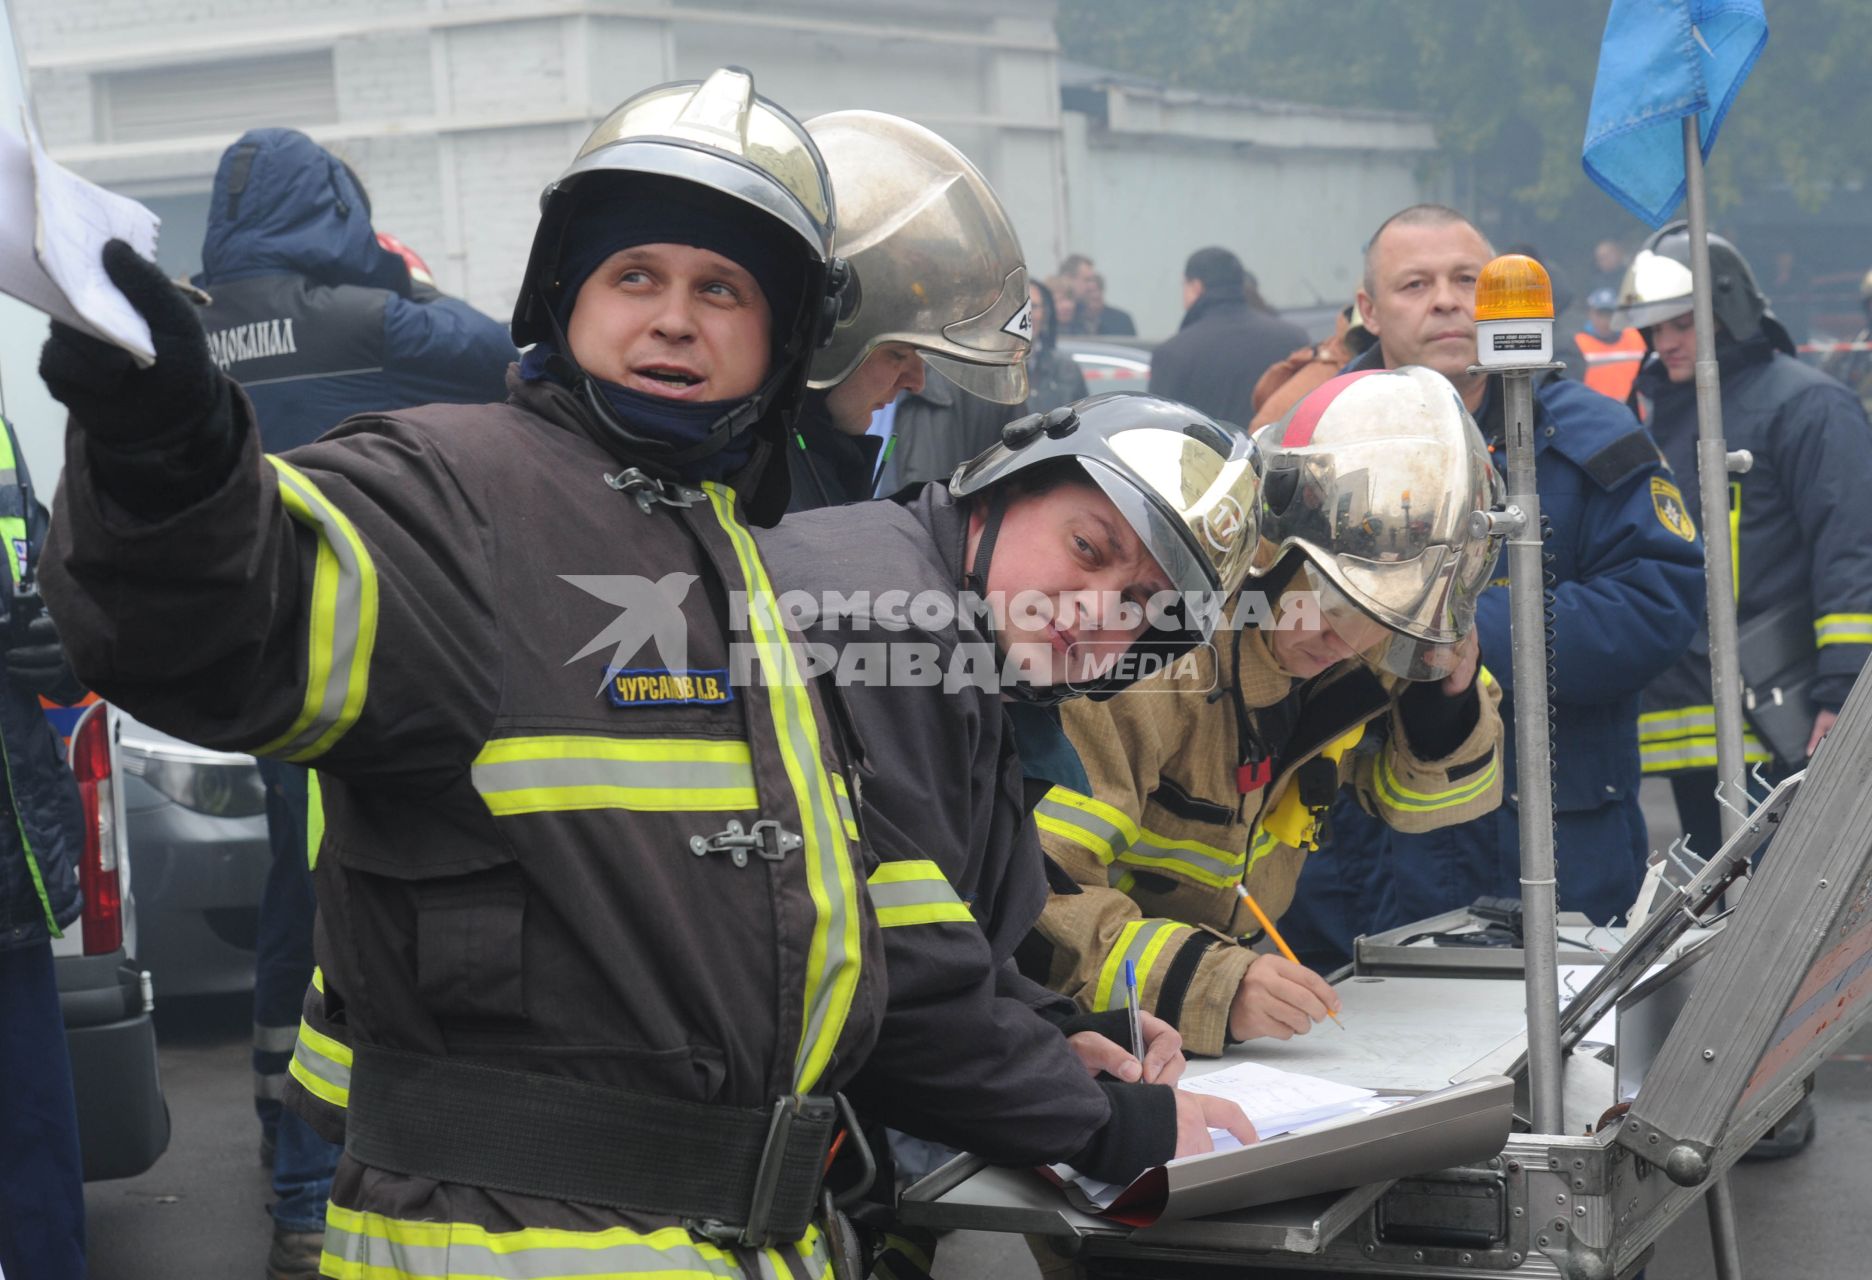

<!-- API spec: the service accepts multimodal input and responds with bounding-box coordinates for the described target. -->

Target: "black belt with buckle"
[345,1041,867,1247]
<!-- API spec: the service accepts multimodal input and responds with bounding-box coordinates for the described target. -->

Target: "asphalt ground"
[83,781,1872,1279]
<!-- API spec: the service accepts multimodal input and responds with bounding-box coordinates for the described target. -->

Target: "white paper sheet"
[0,109,159,363]
[1052,1063,1383,1210]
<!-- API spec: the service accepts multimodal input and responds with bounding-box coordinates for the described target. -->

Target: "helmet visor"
[1303,562,1475,683]
[924,351,1029,405]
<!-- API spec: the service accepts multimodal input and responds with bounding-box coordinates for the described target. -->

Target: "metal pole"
[1683,115,1749,843]
[1501,367,1564,1136]
[1706,1175,1746,1280]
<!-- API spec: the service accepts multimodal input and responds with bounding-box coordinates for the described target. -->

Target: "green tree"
[1059,0,1872,260]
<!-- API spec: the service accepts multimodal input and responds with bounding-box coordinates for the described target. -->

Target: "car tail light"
[70,703,121,956]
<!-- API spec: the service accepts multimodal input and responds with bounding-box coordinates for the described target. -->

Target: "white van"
[1,0,169,1180]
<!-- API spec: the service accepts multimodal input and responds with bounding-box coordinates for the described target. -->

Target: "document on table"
[0,108,159,363]
[1050,1062,1396,1211]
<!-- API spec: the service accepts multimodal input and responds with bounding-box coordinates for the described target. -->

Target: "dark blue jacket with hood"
[192,128,515,452]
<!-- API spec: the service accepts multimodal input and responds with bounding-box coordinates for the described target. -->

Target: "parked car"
[46,699,171,1180]
[1059,335,1152,392]
[119,715,270,998]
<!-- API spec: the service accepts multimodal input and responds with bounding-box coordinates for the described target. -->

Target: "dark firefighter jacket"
[43,370,889,1278]
[0,415,85,951]
[786,390,883,511]
[1637,335,1872,771]
[756,484,1176,1181]
[1345,362,1706,926]
[193,128,515,453]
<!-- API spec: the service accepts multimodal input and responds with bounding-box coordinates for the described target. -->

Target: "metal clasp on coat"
[690,819,803,867]
[606,467,705,515]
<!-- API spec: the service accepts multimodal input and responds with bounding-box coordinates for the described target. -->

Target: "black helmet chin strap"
[540,301,792,479]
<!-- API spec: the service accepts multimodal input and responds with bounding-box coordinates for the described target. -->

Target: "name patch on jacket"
[1650,477,1697,542]
[205,318,299,370]
[607,668,734,708]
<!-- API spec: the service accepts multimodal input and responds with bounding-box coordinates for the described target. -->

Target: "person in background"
[788,110,1029,510]
[1149,246,1306,427]
[1068,271,1136,337]
[1329,205,1703,955]
[1573,286,1646,405]
[0,413,89,1280]
[1588,236,1631,298]
[188,126,515,1280]
[1247,300,1374,430]
[1820,268,1872,416]
[1623,223,1872,1162]
[1047,273,1080,333]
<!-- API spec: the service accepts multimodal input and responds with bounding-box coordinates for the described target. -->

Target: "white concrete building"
[13,0,1445,343]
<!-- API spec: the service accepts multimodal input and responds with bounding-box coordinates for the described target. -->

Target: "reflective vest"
[1575,328,1646,404]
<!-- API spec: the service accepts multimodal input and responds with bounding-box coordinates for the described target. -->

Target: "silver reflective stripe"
[253,1072,286,1101]
[0,468,17,489]
[291,1034,352,1100]
[867,877,964,913]
[1034,791,1132,862]
[322,1210,830,1279]
[1096,919,1178,1011]
[253,1021,300,1054]
[471,754,756,803]
[1126,831,1242,880]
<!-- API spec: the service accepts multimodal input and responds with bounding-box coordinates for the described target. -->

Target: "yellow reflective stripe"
[312,965,324,993]
[1638,705,1715,740]
[1033,785,1135,865]
[472,735,759,815]
[256,458,380,763]
[1478,665,1497,689]
[1113,828,1244,890]
[1245,825,1280,872]
[288,1020,353,1109]
[704,483,860,1097]
[1090,918,1179,1012]
[867,860,973,927]
[322,1204,828,1279]
[1815,613,1872,647]
[307,769,325,870]
[1373,752,1500,813]
[830,774,860,841]
[1729,480,1741,601]
[1640,735,1773,772]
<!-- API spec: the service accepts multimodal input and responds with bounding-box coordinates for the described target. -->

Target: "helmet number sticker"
[1002,297,1034,340]
[1201,495,1246,554]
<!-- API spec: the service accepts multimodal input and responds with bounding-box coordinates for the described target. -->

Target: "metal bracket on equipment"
[607,467,707,515]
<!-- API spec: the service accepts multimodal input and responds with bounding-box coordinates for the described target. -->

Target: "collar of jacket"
[1179,291,1250,331]
[1634,329,1777,406]
[794,394,883,474]
[503,365,774,503]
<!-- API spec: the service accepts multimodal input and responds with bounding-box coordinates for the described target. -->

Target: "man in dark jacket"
[1283,206,1704,972]
[0,413,90,1280]
[1148,246,1306,427]
[191,127,514,1279]
[1624,225,1872,852]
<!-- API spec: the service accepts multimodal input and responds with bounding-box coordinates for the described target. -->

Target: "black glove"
[39,239,239,520]
[5,611,82,703]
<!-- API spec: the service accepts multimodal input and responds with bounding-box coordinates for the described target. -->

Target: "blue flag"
[1582,0,1768,226]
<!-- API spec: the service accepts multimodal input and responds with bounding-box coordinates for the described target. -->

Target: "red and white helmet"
[1251,366,1504,679]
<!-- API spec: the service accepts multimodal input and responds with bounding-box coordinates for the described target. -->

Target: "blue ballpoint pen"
[1124,958,1145,1066]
